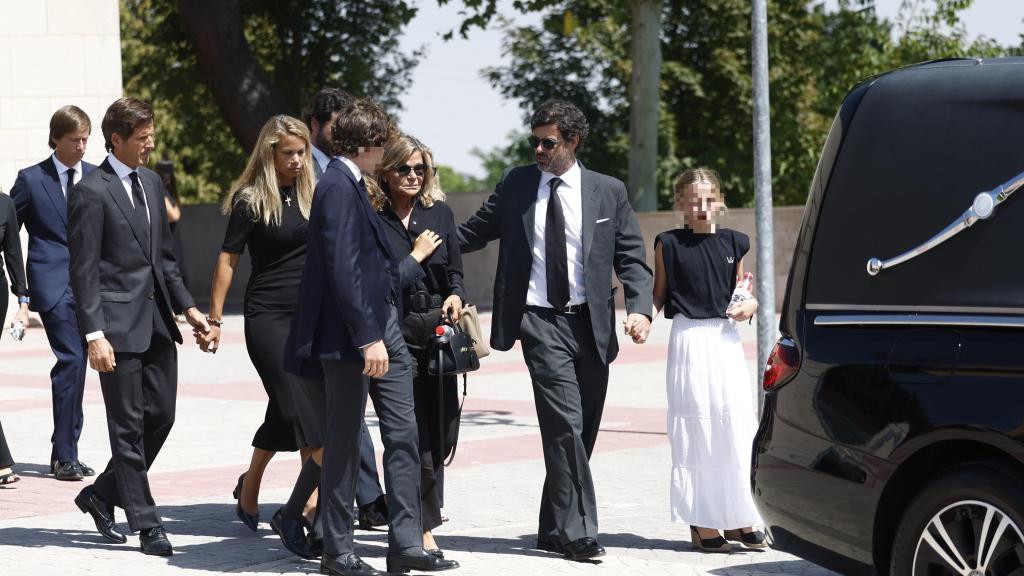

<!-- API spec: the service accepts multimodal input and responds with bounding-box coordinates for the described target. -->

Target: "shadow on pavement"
[708,559,813,574]
[433,533,564,559]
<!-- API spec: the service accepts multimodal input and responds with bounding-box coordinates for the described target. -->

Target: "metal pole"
[751,0,775,413]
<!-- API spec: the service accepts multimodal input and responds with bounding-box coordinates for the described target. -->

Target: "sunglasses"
[394,163,435,177]
[527,135,562,150]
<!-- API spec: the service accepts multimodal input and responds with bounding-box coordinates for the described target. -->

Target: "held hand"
[411,229,442,262]
[362,340,389,378]
[184,307,210,334]
[443,295,463,323]
[88,338,116,372]
[196,325,221,354]
[726,298,758,322]
[14,303,29,333]
[623,313,652,344]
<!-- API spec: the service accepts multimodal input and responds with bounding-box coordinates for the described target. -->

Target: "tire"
[890,462,1024,576]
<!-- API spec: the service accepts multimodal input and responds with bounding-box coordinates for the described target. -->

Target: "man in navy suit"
[11,105,98,481]
[289,98,458,576]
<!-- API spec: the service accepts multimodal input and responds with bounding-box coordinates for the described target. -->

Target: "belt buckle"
[563,303,584,315]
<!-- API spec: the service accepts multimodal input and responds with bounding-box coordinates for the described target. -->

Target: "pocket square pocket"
[595,217,611,224]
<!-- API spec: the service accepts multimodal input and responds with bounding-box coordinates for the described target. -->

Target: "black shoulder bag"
[427,314,480,466]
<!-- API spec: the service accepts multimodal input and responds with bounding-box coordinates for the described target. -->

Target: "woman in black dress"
[1,189,30,486]
[203,116,325,540]
[369,134,464,556]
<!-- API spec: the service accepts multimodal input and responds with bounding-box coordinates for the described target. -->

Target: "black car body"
[752,57,1024,576]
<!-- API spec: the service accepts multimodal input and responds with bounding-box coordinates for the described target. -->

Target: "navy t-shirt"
[656,227,750,319]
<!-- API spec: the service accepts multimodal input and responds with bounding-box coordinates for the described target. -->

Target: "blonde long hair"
[222,115,316,226]
[367,134,446,211]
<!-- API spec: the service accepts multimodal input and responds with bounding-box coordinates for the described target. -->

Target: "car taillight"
[762,337,799,392]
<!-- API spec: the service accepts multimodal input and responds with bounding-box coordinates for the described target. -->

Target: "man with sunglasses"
[459,100,653,561]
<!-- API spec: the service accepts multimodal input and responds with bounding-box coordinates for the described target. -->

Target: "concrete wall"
[177,194,803,312]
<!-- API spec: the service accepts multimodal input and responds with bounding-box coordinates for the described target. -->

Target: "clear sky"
[398,0,1024,180]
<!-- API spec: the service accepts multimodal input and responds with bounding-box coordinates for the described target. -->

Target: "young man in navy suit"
[289,98,458,576]
[11,105,98,481]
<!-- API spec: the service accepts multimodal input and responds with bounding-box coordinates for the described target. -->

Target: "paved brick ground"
[0,311,835,575]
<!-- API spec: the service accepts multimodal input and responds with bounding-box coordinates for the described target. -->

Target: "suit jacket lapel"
[581,166,600,266]
[101,161,151,261]
[40,160,68,226]
[521,167,542,252]
[337,161,393,260]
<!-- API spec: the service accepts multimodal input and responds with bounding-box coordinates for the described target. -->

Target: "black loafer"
[357,494,388,530]
[140,526,173,556]
[425,548,445,558]
[562,537,606,561]
[386,549,459,573]
[74,486,126,543]
[320,553,384,576]
[77,461,96,477]
[232,473,259,531]
[54,461,83,481]
[271,508,316,559]
[536,535,563,554]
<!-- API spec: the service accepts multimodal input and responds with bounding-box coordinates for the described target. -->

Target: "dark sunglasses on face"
[394,163,434,177]
[527,135,562,150]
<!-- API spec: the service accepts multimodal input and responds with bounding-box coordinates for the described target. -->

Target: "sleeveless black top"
[656,227,749,319]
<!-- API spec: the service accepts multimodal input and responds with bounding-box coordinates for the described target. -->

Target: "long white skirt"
[667,315,763,529]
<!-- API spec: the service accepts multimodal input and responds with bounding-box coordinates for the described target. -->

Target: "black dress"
[380,199,465,531]
[222,187,325,451]
[1,193,28,468]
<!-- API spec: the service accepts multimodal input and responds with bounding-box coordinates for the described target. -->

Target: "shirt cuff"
[85,331,105,342]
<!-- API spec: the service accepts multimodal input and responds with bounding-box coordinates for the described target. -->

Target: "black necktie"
[545,177,570,310]
[65,168,75,198]
[128,173,151,247]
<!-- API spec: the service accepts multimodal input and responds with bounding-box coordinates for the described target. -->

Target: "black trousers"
[0,295,12,469]
[92,321,177,532]
[411,348,459,532]
[320,305,421,558]
[520,307,609,544]
[39,290,88,464]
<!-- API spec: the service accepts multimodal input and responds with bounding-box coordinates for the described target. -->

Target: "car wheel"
[890,463,1024,576]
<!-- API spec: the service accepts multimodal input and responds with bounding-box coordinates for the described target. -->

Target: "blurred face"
[384,151,425,203]
[680,181,723,228]
[53,128,90,167]
[354,146,386,175]
[312,112,339,153]
[111,121,155,169]
[531,123,577,175]
[274,133,306,185]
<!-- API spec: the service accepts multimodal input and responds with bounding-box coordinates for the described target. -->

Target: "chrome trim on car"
[806,303,1024,314]
[814,314,1024,328]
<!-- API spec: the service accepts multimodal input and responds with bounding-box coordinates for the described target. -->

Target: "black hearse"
[752,58,1024,575]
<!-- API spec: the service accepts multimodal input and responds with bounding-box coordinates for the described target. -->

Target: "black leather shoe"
[74,486,126,543]
[320,553,384,576]
[140,526,173,556]
[536,535,563,554]
[562,537,606,561]
[77,461,96,477]
[232,473,259,531]
[301,515,323,558]
[386,549,459,573]
[271,508,316,559]
[357,494,388,530]
[54,461,84,481]
[425,548,445,558]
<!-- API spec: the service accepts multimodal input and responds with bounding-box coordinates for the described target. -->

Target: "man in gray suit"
[459,100,653,561]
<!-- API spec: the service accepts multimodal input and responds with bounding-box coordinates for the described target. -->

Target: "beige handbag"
[458,304,490,359]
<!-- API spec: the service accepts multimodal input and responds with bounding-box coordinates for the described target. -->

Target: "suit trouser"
[520,307,609,544]
[39,290,89,464]
[92,328,177,532]
[320,305,421,557]
[356,419,384,507]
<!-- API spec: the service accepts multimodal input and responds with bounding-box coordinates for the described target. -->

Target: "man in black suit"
[67,97,209,556]
[11,105,97,481]
[289,98,458,576]
[302,87,390,530]
[459,100,654,561]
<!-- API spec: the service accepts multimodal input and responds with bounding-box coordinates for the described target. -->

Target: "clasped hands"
[623,313,652,344]
[87,307,210,372]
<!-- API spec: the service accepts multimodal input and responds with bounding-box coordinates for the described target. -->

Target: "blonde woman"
[369,134,464,558]
[651,168,766,553]
[202,116,323,554]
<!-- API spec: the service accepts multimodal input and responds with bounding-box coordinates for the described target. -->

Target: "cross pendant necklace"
[284,196,292,206]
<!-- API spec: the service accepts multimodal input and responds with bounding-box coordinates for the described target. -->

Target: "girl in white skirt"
[651,168,767,553]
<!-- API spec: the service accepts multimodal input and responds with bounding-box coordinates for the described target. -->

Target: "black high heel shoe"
[690,526,731,553]
[233,473,259,531]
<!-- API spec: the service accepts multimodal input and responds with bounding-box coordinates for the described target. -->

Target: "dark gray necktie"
[545,177,570,309]
[65,168,75,198]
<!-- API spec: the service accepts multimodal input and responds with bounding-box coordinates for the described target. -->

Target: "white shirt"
[312,145,331,175]
[85,154,153,343]
[339,156,362,183]
[51,155,83,197]
[526,161,586,307]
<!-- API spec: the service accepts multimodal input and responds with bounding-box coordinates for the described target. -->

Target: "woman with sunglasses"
[369,134,465,558]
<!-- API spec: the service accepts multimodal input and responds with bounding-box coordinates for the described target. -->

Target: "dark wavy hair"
[302,87,353,130]
[101,97,154,152]
[329,98,397,157]
[530,100,589,153]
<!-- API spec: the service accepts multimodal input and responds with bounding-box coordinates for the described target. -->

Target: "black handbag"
[427,317,480,376]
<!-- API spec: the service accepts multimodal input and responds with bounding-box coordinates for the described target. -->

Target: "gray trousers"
[520,307,609,544]
[320,305,422,558]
